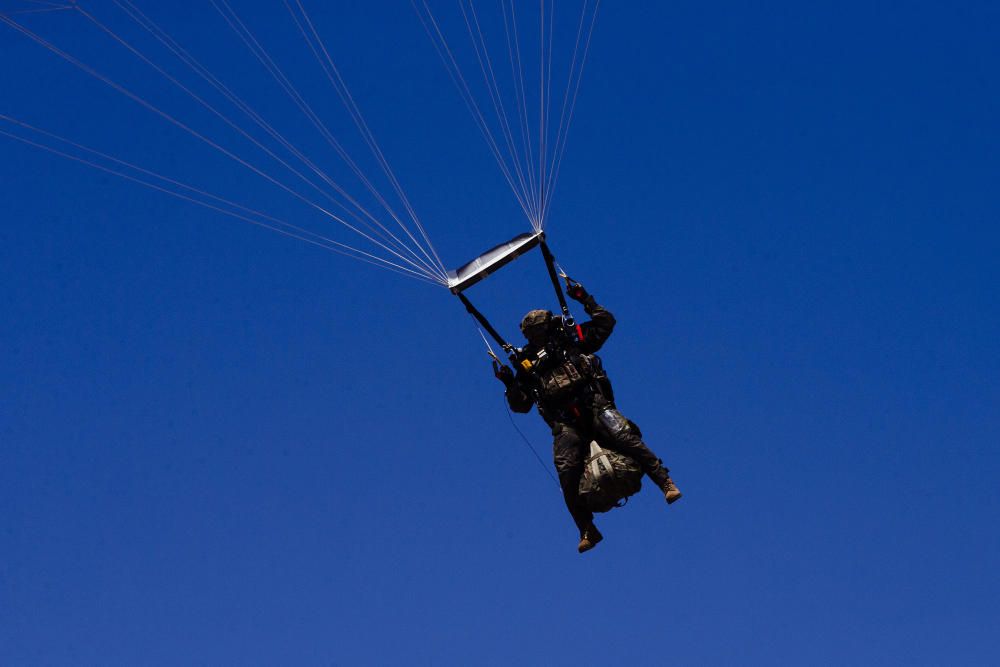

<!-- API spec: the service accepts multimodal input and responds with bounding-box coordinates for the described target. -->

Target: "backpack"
[578,440,643,513]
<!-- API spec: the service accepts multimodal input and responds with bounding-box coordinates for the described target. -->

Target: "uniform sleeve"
[504,374,535,413]
[577,295,616,353]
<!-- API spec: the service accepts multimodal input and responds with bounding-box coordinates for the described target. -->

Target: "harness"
[451,235,606,422]
[515,331,610,424]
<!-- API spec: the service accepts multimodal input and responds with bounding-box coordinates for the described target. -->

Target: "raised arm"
[568,283,616,353]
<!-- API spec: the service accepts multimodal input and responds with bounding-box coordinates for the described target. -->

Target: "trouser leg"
[594,408,672,489]
[552,424,593,534]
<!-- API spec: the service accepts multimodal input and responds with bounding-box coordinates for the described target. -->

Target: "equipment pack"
[578,440,643,513]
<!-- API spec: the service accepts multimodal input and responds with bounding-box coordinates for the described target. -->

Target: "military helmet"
[520,309,554,334]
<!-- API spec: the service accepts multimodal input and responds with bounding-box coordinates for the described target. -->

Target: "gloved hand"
[493,361,515,385]
[566,281,590,303]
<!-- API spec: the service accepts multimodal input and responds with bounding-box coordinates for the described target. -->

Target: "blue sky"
[2,1,998,664]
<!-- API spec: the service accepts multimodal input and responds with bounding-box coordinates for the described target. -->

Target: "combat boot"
[577,525,603,553]
[663,477,682,504]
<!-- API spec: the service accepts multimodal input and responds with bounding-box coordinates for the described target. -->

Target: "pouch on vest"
[578,440,643,513]
[537,360,586,399]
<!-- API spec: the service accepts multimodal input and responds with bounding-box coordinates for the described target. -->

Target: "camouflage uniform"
[503,296,672,533]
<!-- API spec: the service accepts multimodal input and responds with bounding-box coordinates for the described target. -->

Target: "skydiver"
[494,282,682,553]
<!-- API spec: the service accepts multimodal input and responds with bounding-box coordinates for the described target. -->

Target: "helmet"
[520,309,553,334]
[520,309,554,343]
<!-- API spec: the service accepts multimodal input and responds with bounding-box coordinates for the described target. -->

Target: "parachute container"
[447,231,544,294]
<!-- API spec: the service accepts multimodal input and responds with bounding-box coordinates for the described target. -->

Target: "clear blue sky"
[2,1,998,664]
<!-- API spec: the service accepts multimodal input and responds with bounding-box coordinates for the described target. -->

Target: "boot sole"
[666,492,682,504]
[577,534,604,554]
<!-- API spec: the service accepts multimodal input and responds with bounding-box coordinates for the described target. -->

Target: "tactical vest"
[519,343,609,422]
[534,351,599,401]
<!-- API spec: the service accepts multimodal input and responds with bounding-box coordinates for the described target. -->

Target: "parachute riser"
[539,239,575,328]
[457,292,516,360]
